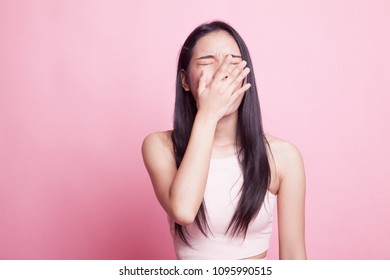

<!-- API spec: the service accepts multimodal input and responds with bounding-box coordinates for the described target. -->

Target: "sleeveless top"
[169,154,277,259]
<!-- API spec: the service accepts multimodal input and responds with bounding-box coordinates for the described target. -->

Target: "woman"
[142,21,307,260]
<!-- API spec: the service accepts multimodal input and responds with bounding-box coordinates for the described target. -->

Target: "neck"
[212,112,239,157]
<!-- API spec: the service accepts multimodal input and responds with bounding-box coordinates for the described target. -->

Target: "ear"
[180,69,190,92]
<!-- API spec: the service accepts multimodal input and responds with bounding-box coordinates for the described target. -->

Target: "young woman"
[142,21,307,260]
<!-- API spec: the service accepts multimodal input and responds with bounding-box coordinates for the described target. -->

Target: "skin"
[142,30,307,259]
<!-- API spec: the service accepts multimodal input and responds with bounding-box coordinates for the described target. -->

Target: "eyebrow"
[195,54,242,60]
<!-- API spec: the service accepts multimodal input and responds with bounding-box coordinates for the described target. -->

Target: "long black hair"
[172,21,271,245]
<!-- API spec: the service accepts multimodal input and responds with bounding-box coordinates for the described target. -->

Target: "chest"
[203,157,276,235]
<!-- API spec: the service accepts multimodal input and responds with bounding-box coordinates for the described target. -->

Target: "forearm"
[169,111,217,224]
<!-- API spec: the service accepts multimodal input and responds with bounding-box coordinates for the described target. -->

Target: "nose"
[211,55,227,76]
[215,54,226,68]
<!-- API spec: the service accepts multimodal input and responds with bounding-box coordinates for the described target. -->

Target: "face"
[181,30,246,115]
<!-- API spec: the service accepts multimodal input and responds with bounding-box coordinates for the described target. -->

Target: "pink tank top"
[169,154,277,259]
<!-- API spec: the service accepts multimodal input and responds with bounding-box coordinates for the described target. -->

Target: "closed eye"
[231,58,242,65]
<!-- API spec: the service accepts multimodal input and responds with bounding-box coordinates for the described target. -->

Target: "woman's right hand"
[196,55,251,122]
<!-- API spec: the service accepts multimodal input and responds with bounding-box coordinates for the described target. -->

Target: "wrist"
[195,110,219,127]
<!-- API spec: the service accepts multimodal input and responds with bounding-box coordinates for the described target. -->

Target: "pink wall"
[1,0,389,259]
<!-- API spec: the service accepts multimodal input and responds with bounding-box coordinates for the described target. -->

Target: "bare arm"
[142,113,217,225]
[275,141,307,259]
[142,55,250,225]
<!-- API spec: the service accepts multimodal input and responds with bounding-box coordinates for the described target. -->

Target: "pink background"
[1,0,389,260]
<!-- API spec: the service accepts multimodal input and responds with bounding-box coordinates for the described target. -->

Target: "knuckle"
[234,79,241,86]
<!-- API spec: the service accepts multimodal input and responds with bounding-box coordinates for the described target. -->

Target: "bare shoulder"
[266,135,307,259]
[265,134,305,184]
[142,130,173,155]
[266,134,303,161]
[142,130,175,168]
[142,130,178,217]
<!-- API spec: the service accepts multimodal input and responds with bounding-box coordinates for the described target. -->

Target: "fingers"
[216,56,249,84]
[197,70,207,94]
[214,55,233,81]
[224,59,248,81]
[196,55,251,121]
[226,65,250,93]
[213,55,250,89]
[208,55,251,99]
[233,82,251,97]
[225,82,251,111]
